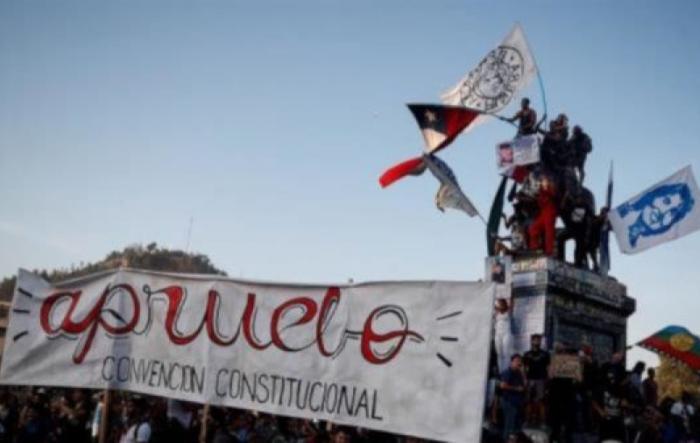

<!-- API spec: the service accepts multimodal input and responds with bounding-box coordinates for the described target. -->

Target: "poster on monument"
[496,135,540,175]
[485,257,546,356]
[485,255,512,300]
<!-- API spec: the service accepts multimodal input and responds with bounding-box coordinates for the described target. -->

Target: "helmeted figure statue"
[557,186,596,268]
[568,126,593,184]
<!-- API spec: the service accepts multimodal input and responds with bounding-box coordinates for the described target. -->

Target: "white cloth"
[90,402,102,438]
[119,422,151,443]
[671,401,695,432]
[441,24,537,131]
[166,399,192,429]
[494,311,513,372]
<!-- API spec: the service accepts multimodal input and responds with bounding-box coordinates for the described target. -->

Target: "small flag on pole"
[609,165,700,254]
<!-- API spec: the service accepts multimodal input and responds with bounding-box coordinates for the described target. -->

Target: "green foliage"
[0,243,226,302]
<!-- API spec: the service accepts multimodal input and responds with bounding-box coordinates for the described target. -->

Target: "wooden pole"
[97,389,111,443]
[198,403,210,443]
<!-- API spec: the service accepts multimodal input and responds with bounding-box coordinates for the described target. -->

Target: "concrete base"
[509,256,635,362]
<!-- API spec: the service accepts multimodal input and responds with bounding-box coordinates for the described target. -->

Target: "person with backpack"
[119,397,151,443]
[671,391,699,442]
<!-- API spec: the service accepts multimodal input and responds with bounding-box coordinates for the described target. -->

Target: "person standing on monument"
[494,297,514,373]
[500,354,527,440]
[523,334,550,428]
[642,368,658,408]
[568,126,593,184]
[507,98,538,136]
[527,174,558,256]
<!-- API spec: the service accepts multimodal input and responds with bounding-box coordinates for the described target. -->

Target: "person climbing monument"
[568,125,593,183]
[528,174,558,256]
[507,98,538,136]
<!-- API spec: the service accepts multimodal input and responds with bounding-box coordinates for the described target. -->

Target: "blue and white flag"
[609,166,700,254]
[423,154,479,217]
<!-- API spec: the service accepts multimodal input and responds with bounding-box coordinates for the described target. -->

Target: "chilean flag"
[379,104,480,188]
[407,104,480,154]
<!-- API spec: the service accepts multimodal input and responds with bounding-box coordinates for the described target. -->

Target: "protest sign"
[1,269,494,443]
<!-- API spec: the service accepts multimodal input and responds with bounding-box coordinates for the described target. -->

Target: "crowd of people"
[0,386,432,443]
[0,342,696,443]
[485,335,700,443]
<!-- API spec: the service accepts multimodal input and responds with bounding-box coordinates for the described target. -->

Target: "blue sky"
[1,0,699,367]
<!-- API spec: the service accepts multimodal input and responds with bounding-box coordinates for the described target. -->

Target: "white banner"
[609,165,700,254]
[1,269,494,443]
[441,24,537,131]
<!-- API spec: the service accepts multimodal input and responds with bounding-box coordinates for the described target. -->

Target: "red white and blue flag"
[379,104,480,188]
[407,104,480,154]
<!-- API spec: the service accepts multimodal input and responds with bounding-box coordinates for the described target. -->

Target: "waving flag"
[441,24,537,128]
[379,156,426,188]
[638,326,700,372]
[407,104,480,154]
[487,176,508,255]
[609,166,700,254]
[423,154,478,216]
[378,104,480,188]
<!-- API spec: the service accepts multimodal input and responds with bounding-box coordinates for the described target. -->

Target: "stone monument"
[503,255,635,362]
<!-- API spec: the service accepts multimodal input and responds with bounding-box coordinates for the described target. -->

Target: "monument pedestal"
[509,256,635,361]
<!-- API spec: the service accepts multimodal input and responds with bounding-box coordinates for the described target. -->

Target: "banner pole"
[516,21,548,119]
[198,403,210,443]
[98,389,111,443]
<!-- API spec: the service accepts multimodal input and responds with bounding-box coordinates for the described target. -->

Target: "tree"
[0,243,226,301]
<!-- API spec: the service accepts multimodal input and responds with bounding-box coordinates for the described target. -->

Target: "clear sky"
[2,0,699,368]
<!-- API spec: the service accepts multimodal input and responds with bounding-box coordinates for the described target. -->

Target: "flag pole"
[516,22,547,120]
[198,403,210,443]
[97,389,111,443]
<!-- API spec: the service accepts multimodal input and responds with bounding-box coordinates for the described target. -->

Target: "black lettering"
[354,390,369,418]
[257,373,270,403]
[241,371,255,401]
[148,360,161,387]
[117,357,130,382]
[101,356,115,381]
[215,368,228,397]
[337,386,356,416]
[324,383,338,414]
[370,390,383,421]
[287,378,298,408]
[309,382,323,412]
[270,375,280,402]
[229,370,241,398]
[296,380,310,410]
[167,363,181,390]
[191,366,205,394]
